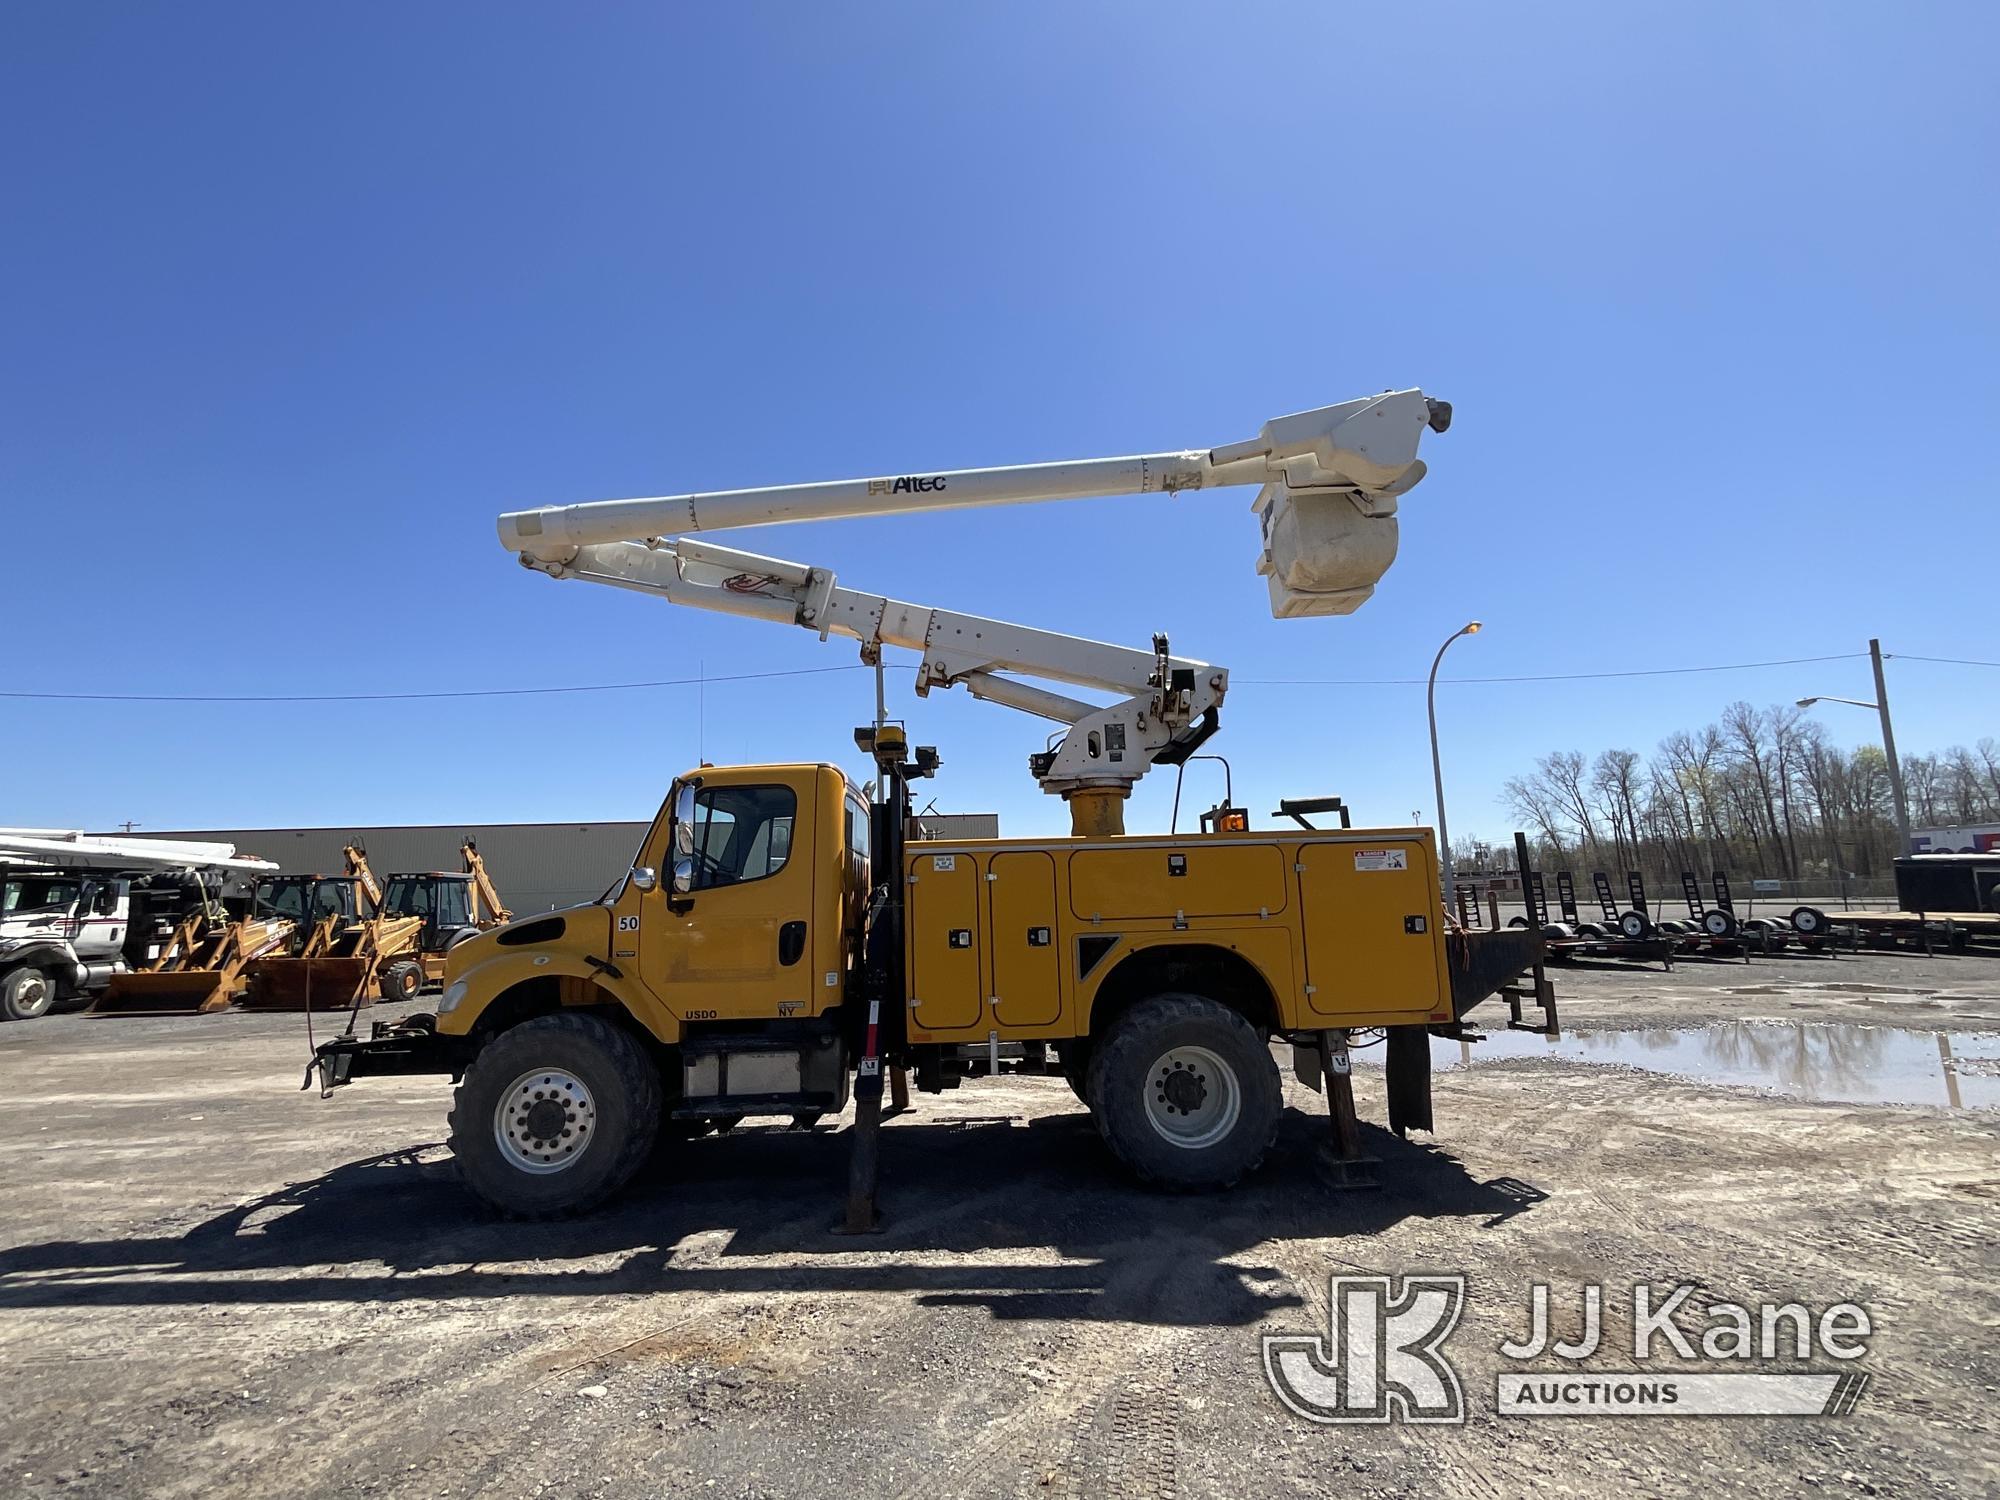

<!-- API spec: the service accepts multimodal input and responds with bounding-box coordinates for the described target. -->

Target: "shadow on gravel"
[0,1104,1543,1326]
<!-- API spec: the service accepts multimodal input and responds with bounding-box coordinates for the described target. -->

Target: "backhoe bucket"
[89,969,234,1016]
[240,956,375,1011]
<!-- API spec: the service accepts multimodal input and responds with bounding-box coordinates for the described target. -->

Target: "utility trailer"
[1513,868,1671,968]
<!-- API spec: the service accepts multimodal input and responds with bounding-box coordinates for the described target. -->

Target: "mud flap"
[1385,1024,1432,1137]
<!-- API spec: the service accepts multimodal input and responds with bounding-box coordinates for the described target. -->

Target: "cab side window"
[690,785,797,891]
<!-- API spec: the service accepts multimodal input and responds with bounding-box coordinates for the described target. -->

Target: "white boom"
[497,390,1448,812]
[0,829,278,874]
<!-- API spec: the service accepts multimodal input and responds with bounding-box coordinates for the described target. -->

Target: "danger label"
[931,855,957,872]
[1354,849,1408,872]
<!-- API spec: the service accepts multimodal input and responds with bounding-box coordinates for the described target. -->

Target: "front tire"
[379,959,422,1003]
[447,1013,661,1218]
[2,966,57,1022]
[1086,993,1280,1191]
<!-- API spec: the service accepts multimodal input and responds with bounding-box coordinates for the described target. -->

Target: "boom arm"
[497,389,1448,811]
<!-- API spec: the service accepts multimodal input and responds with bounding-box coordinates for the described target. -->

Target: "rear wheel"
[447,1013,661,1218]
[1087,993,1280,1191]
[1790,906,1828,936]
[2,966,57,1022]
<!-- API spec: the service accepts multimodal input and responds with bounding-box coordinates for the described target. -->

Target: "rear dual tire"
[1087,993,1281,1191]
[448,1012,661,1218]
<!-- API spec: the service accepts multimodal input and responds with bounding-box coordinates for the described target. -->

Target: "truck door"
[907,851,982,1032]
[645,778,818,1020]
[1296,840,1441,1020]
[988,851,1060,1029]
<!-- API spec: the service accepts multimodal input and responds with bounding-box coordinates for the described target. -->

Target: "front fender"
[0,940,76,976]
[438,948,681,1045]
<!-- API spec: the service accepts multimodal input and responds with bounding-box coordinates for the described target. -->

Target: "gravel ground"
[2,947,1996,1500]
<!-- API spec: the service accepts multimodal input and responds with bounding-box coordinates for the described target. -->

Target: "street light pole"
[1427,620,1482,910]
[1796,637,1912,859]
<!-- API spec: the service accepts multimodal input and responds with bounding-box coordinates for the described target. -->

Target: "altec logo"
[867,475,948,496]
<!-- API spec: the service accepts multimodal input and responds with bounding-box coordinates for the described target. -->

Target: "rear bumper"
[1446,928,1545,1018]
[306,1016,473,1092]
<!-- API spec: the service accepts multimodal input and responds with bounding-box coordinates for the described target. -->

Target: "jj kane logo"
[1263,1276,1872,1423]
[867,474,948,496]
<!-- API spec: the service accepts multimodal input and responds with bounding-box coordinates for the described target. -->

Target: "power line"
[0,664,867,704]
[0,648,1962,705]
[1888,654,2000,669]
[1237,652,1869,687]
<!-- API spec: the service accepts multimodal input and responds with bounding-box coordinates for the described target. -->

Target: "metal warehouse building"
[127,822,651,914]
[122,810,999,915]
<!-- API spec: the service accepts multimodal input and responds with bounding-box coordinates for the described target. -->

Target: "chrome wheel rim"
[494,1067,596,1174]
[1142,1043,1241,1150]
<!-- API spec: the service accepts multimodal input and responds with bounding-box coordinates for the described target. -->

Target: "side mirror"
[671,781,698,895]
[630,866,658,893]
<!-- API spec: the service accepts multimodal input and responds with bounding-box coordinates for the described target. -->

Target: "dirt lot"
[3,947,1997,1500]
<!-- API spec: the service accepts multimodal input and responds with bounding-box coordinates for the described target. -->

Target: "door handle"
[778,920,807,966]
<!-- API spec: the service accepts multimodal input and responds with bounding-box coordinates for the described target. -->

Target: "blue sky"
[3,3,1994,841]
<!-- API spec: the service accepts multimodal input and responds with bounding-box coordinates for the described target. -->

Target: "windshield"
[383,877,430,918]
[4,876,81,915]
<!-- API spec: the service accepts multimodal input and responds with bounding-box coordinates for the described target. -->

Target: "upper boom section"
[499,389,1448,617]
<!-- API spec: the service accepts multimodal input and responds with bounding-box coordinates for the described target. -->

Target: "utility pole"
[1869,638,1912,857]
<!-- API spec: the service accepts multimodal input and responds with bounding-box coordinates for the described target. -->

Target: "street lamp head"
[1464,621,1483,635]
[1796,697,1819,708]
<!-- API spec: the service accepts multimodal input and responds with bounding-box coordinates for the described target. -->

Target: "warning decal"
[1354,848,1408,872]
[932,854,957,872]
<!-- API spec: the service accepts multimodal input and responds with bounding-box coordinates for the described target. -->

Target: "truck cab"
[1,870,164,1020]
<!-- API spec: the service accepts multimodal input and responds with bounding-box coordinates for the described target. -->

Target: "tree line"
[1485,701,1999,889]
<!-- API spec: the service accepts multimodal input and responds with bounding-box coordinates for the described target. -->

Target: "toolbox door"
[907,851,983,1032]
[1297,841,1441,1020]
[988,851,1060,1029]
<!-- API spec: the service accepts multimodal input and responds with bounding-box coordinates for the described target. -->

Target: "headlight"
[438,980,469,1015]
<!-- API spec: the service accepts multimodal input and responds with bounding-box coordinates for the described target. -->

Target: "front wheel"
[1087,993,1281,1191]
[447,1012,661,1218]
[2,966,58,1022]
[378,958,422,1003]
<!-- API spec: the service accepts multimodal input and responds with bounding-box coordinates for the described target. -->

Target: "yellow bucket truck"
[309,392,1545,1220]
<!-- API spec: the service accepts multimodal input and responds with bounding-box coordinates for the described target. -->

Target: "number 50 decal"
[617,914,640,932]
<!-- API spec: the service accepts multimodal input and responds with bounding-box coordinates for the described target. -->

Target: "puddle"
[1419,1023,2000,1110]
